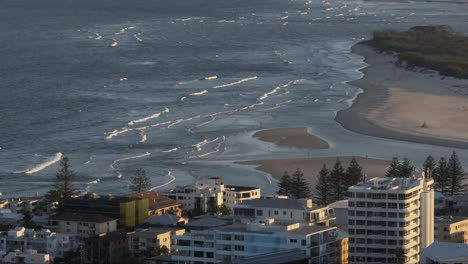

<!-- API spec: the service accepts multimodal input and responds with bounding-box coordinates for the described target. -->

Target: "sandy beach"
[237,156,390,188]
[336,43,468,149]
[254,127,329,150]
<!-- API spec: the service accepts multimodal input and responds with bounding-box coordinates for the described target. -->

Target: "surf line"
[15,152,63,175]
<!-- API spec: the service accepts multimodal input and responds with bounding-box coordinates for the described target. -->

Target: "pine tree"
[289,168,312,199]
[344,157,365,189]
[330,159,346,201]
[277,171,292,196]
[433,157,449,193]
[399,158,415,178]
[46,157,79,207]
[129,168,151,193]
[447,151,467,195]
[385,157,401,178]
[315,164,330,206]
[423,155,436,178]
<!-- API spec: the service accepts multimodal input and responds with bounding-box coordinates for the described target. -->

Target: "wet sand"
[336,43,468,149]
[253,127,329,150]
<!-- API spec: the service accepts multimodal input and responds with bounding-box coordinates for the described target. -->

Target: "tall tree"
[277,171,292,196]
[129,168,151,193]
[329,159,346,201]
[315,164,331,206]
[433,157,449,193]
[289,168,312,199]
[385,157,401,178]
[423,155,436,178]
[208,204,232,216]
[344,157,365,189]
[447,151,467,195]
[46,157,79,207]
[399,158,415,178]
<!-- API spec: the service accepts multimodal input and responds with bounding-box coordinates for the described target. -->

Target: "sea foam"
[16,152,63,175]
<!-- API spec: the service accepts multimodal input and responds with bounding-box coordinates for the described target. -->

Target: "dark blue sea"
[1,0,468,196]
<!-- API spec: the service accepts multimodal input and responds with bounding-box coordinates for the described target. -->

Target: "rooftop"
[328,200,348,209]
[235,198,317,211]
[144,214,187,226]
[349,176,423,191]
[230,248,308,264]
[226,185,260,192]
[422,242,468,261]
[127,191,178,210]
[84,230,127,241]
[435,216,468,224]
[50,212,117,223]
[186,215,232,229]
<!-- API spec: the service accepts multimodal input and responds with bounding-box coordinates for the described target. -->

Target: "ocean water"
[1,0,468,197]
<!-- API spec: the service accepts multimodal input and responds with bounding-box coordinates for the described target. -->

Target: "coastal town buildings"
[0,227,79,259]
[348,174,434,264]
[328,200,348,227]
[233,198,335,226]
[160,177,260,212]
[0,209,23,226]
[434,216,468,244]
[171,218,338,264]
[48,212,117,237]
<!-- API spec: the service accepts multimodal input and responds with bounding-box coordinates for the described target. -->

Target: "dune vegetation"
[368,25,468,79]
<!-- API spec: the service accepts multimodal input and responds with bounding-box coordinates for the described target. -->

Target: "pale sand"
[254,127,329,150]
[236,156,390,188]
[336,43,468,149]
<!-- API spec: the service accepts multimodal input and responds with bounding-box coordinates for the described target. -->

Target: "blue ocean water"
[1,0,468,197]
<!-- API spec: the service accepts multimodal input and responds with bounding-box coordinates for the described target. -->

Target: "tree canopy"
[129,168,151,193]
[46,157,79,207]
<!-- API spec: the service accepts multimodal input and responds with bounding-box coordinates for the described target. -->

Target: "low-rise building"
[48,212,117,237]
[161,177,260,212]
[0,199,41,215]
[233,198,335,226]
[128,228,185,257]
[435,216,468,244]
[171,218,338,264]
[1,249,51,264]
[0,209,23,226]
[82,230,128,264]
[421,242,468,264]
[143,214,188,227]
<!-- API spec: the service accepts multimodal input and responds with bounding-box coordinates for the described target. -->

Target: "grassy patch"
[369,26,468,79]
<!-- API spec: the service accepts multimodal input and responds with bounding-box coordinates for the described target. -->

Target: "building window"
[234,235,244,241]
[290,239,297,243]
[257,210,263,216]
[274,210,278,215]
[206,252,214,258]
[194,251,204,258]
[234,245,244,251]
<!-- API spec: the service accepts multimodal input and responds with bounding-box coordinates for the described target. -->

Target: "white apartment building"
[348,174,434,264]
[171,218,338,264]
[160,177,260,212]
[0,227,79,259]
[48,212,117,237]
[233,198,335,226]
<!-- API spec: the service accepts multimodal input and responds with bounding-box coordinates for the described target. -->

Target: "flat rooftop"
[435,216,468,224]
[349,177,422,191]
[236,198,323,211]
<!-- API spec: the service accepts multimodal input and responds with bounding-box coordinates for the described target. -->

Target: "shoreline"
[335,43,468,150]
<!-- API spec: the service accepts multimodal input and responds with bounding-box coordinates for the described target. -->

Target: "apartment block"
[161,177,260,212]
[435,216,468,243]
[348,174,434,264]
[82,230,128,264]
[171,218,337,264]
[233,198,335,226]
[48,212,117,237]
[128,228,185,257]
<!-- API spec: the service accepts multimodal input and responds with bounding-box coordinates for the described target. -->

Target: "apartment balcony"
[173,245,215,252]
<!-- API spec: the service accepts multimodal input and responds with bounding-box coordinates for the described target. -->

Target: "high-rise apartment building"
[348,174,434,264]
